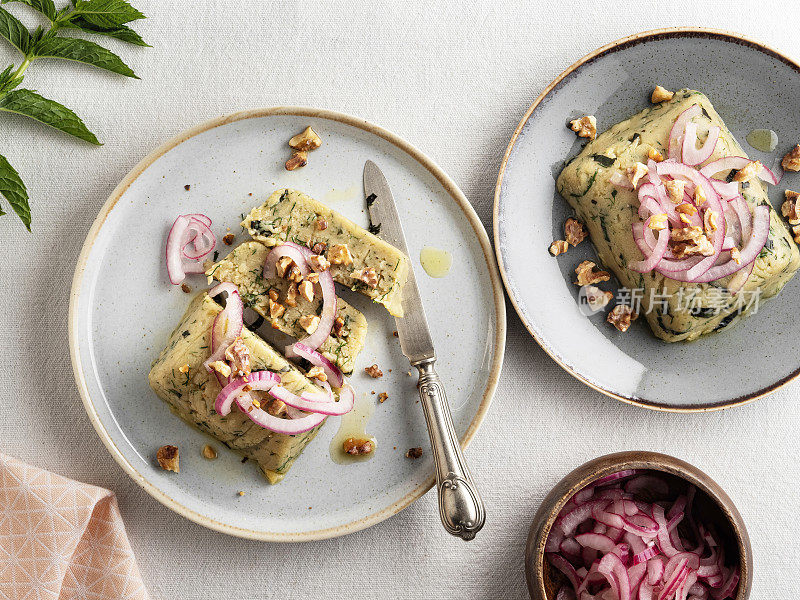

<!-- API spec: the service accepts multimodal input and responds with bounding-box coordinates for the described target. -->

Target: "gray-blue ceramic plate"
[494,28,800,411]
[70,107,505,540]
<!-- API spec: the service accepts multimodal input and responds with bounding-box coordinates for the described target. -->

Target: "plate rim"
[492,26,800,413]
[68,106,507,541]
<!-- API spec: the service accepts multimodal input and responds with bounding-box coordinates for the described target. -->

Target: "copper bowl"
[525,451,752,600]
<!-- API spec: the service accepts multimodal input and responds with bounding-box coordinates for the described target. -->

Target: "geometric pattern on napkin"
[0,453,149,600]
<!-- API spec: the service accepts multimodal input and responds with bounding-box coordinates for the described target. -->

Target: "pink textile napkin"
[0,453,149,600]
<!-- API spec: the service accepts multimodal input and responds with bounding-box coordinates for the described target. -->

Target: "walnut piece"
[178,363,190,374]
[316,217,328,231]
[670,226,714,257]
[308,253,330,272]
[343,437,374,456]
[285,151,308,171]
[568,115,597,140]
[351,267,379,288]
[298,314,320,334]
[730,247,742,264]
[181,283,192,294]
[268,288,280,302]
[289,126,322,152]
[405,447,423,459]
[565,217,587,246]
[574,260,611,286]
[202,445,217,460]
[793,224,800,244]
[675,203,697,216]
[732,160,762,182]
[664,180,686,204]
[378,392,388,403]
[268,298,285,319]
[703,209,718,237]
[276,256,295,278]
[607,305,638,332]
[583,285,613,311]
[285,283,299,307]
[782,190,800,225]
[224,337,251,378]
[311,242,327,255]
[626,162,648,188]
[332,316,347,337]
[782,145,800,172]
[222,233,235,246]
[651,85,674,103]
[694,184,707,205]
[365,364,383,378]
[157,445,179,473]
[298,280,315,302]
[305,272,320,284]
[328,244,354,265]
[549,240,569,256]
[307,366,327,382]
[266,398,287,417]
[647,213,668,230]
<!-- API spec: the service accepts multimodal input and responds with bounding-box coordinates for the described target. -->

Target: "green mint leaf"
[0,64,23,92]
[0,153,31,230]
[0,88,100,144]
[1,0,57,21]
[0,5,31,54]
[32,36,138,77]
[63,17,147,46]
[69,0,144,28]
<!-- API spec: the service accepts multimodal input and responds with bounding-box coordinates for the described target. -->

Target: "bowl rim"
[492,26,800,413]
[524,450,752,600]
[67,105,508,542]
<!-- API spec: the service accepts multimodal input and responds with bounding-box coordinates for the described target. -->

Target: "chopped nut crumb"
[298,280,315,302]
[574,260,611,286]
[268,298,285,319]
[328,244,353,266]
[392,331,398,337]
[607,304,638,332]
[732,160,762,182]
[406,370,412,377]
[268,288,280,302]
[311,242,327,255]
[565,218,587,246]
[626,162,649,188]
[266,398,287,417]
[307,366,327,382]
[276,256,295,278]
[782,145,800,172]
[343,437,374,456]
[365,364,383,378]
[350,266,379,288]
[305,272,320,284]
[332,316,347,337]
[156,445,179,473]
[316,217,328,231]
[703,209,718,237]
[285,151,308,171]
[378,392,388,403]
[289,126,322,152]
[549,240,570,256]
[202,445,217,460]
[222,233,235,246]
[178,363,190,374]
[730,247,742,264]
[238,491,245,496]
[694,184,707,205]
[224,337,252,378]
[181,283,192,293]
[664,180,686,204]
[308,253,330,272]
[298,314,320,334]
[208,360,232,379]
[675,203,697,216]
[569,115,597,140]
[782,190,800,225]
[647,147,665,162]
[406,447,423,459]
[651,85,674,103]
[184,184,190,191]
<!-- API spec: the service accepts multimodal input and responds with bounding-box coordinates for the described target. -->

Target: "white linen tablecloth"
[2,1,798,597]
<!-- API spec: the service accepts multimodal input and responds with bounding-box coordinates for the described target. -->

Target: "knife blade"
[363,160,485,541]
[363,160,434,364]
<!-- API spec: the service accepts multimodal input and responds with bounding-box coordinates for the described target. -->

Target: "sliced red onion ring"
[183,218,216,259]
[709,179,739,201]
[215,371,280,416]
[166,214,216,284]
[699,156,779,185]
[287,342,344,388]
[681,123,720,166]
[166,215,191,285]
[203,283,243,373]
[263,243,310,279]
[668,105,701,160]
[629,227,669,273]
[235,389,325,435]
[269,381,355,416]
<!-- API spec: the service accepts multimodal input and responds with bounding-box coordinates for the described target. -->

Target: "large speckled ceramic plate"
[494,28,800,411]
[70,107,505,540]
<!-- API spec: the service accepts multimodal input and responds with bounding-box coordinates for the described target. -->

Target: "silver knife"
[363,160,486,541]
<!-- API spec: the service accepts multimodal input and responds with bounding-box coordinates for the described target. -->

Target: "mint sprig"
[0,0,147,231]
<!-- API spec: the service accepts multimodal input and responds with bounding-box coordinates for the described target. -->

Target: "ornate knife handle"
[415,358,486,540]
